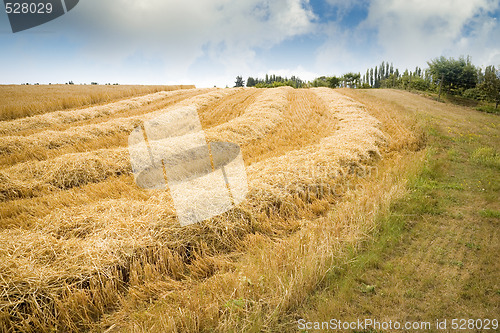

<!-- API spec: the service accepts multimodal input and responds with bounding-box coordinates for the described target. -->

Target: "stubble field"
[1,85,427,332]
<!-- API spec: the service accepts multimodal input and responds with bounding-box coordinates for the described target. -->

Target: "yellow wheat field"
[0,86,423,332]
[0,85,195,122]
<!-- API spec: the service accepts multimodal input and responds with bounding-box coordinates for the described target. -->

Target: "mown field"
[0,85,496,332]
[0,85,195,122]
[294,89,500,333]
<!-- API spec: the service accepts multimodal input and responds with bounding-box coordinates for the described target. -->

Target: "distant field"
[5,86,491,332]
[0,84,195,121]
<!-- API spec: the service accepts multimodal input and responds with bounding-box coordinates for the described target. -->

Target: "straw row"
[0,88,373,204]
[0,88,202,136]
[0,149,131,201]
[205,87,292,144]
[0,88,284,202]
[246,88,387,212]
[0,88,240,161]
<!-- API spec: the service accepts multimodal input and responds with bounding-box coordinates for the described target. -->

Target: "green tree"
[327,76,341,88]
[477,68,484,84]
[401,69,410,90]
[414,66,422,78]
[342,72,360,88]
[427,56,477,94]
[246,77,256,87]
[479,65,500,108]
[311,76,329,87]
[310,76,339,88]
[234,76,244,87]
[290,75,304,88]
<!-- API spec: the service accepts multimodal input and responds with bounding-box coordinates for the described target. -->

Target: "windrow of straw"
[0,149,130,202]
[0,193,258,331]
[205,87,292,144]
[244,87,387,216]
[239,88,339,165]
[0,88,203,136]
[336,88,426,153]
[198,88,264,128]
[0,88,276,202]
[0,89,240,162]
[0,88,389,332]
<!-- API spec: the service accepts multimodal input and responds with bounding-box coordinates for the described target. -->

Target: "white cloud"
[313,18,380,75]
[452,15,500,67]
[364,0,500,67]
[314,0,500,76]
[3,0,498,85]
[55,0,317,83]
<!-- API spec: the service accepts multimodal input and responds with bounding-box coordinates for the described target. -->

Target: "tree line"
[361,57,499,108]
[235,74,305,88]
[234,56,499,109]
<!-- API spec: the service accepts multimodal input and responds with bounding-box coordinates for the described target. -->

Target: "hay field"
[0,87,423,332]
[0,85,195,122]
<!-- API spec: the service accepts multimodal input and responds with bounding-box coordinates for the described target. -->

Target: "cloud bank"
[0,0,498,85]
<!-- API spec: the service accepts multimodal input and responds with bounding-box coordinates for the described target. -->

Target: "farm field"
[293,89,500,333]
[0,86,497,332]
[0,85,195,122]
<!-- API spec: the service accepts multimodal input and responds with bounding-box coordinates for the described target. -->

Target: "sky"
[0,0,499,87]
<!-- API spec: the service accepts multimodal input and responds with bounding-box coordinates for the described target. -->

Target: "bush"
[410,77,430,91]
[463,87,487,101]
[255,81,295,88]
[476,105,499,114]
[255,82,269,88]
[272,81,287,87]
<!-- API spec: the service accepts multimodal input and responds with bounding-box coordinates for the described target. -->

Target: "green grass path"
[293,90,500,332]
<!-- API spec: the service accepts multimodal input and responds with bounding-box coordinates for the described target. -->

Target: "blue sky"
[1,0,499,87]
